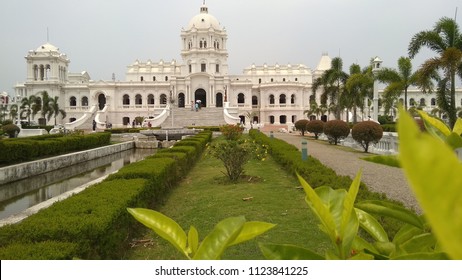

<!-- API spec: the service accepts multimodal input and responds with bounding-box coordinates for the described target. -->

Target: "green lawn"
[124,154,331,260]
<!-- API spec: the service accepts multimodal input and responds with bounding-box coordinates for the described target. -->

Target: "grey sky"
[0,0,460,95]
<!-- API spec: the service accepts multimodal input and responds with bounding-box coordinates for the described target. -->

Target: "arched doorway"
[216,92,223,107]
[194,88,206,107]
[178,93,185,108]
[98,94,106,110]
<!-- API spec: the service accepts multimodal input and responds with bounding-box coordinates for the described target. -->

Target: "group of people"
[191,100,202,111]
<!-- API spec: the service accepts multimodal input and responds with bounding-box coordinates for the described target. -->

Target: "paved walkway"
[270,132,421,213]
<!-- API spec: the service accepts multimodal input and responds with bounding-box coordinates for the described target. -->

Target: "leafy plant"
[260,171,448,260]
[306,120,324,139]
[294,119,310,136]
[323,120,350,145]
[398,108,462,259]
[127,208,275,260]
[219,124,243,140]
[351,121,383,152]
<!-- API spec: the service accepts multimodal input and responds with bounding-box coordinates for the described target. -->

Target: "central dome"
[187,4,221,30]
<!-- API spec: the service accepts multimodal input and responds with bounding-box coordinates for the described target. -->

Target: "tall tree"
[345,64,374,122]
[374,57,420,111]
[408,17,462,128]
[312,57,349,119]
[20,95,39,123]
[47,95,66,125]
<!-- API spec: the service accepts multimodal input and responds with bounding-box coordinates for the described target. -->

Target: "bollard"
[301,140,308,161]
[270,131,274,138]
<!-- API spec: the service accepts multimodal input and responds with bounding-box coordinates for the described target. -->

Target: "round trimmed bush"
[2,124,20,138]
[306,120,324,139]
[323,120,350,145]
[294,119,310,136]
[352,121,383,152]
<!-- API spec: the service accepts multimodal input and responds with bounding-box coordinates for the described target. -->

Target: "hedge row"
[0,133,111,165]
[0,130,213,259]
[249,130,384,200]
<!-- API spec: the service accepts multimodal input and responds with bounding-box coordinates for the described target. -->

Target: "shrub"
[294,119,309,136]
[219,124,243,140]
[352,121,384,152]
[306,120,324,139]
[2,124,20,138]
[323,120,350,145]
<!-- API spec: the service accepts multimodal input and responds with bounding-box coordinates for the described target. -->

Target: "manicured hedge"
[0,132,111,165]
[0,130,212,259]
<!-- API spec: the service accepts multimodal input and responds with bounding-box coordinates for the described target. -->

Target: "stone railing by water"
[318,132,399,155]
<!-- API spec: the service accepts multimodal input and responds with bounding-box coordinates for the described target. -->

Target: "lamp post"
[372,56,382,122]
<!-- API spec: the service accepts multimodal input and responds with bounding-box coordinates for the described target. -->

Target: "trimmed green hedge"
[0,132,111,165]
[0,130,212,259]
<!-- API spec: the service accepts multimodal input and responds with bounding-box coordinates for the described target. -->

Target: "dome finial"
[200,1,208,13]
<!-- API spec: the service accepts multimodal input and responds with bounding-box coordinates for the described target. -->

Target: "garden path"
[270,132,422,214]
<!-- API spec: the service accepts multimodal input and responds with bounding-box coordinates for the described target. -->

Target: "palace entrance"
[194,88,206,107]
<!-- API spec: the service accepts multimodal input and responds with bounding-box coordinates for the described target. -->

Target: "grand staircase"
[161,107,228,128]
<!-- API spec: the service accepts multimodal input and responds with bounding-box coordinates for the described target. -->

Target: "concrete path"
[270,132,421,213]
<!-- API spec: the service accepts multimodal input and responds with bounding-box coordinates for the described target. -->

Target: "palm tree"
[375,57,420,111]
[47,95,66,125]
[408,17,462,128]
[304,102,323,120]
[312,57,349,119]
[40,91,52,121]
[8,104,18,122]
[20,95,37,123]
[346,64,374,122]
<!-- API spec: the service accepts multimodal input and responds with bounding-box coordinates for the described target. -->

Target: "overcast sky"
[0,0,460,95]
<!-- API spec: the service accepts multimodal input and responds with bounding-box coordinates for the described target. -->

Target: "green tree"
[8,104,18,122]
[375,57,420,111]
[312,57,349,119]
[408,17,462,128]
[343,63,374,123]
[46,95,66,125]
[20,95,39,123]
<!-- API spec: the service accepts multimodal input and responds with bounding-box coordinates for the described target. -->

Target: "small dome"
[187,4,221,30]
[35,42,59,52]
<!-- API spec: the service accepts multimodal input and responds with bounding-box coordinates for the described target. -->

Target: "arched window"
[431,98,436,106]
[33,65,38,80]
[279,94,286,104]
[81,96,88,106]
[291,94,295,104]
[69,96,77,107]
[252,95,258,106]
[147,94,155,105]
[160,94,167,105]
[258,78,261,84]
[153,76,156,81]
[292,115,297,123]
[123,94,130,105]
[269,115,275,124]
[280,115,287,124]
[269,94,275,105]
[420,98,426,107]
[239,115,245,124]
[123,117,130,126]
[135,94,142,105]
[165,76,168,81]
[409,98,415,106]
[140,76,144,82]
[237,93,245,104]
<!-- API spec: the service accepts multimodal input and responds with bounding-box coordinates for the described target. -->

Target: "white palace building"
[12,3,462,131]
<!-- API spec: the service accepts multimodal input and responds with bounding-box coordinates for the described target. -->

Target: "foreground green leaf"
[193,216,246,260]
[127,208,187,256]
[228,221,276,246]
[398,108,462,259]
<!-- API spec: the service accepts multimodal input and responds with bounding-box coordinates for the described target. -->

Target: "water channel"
[0,148,155,220]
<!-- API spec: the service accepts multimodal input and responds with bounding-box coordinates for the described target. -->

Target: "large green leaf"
[127,208,187,256]
[187,226,199,256]
[355,200,423,229]
[398,108,462,259]
[259,243,324,260]
[452,118,462,135]
[399,233,436,254]
[355,208,388,242]
[340,171,362,256]
[445,132,462,149]
[298,174,337,241]
[193,216,246,260]
[392,223,424,246]
[228,221,276,246]
[418,110,451,139]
